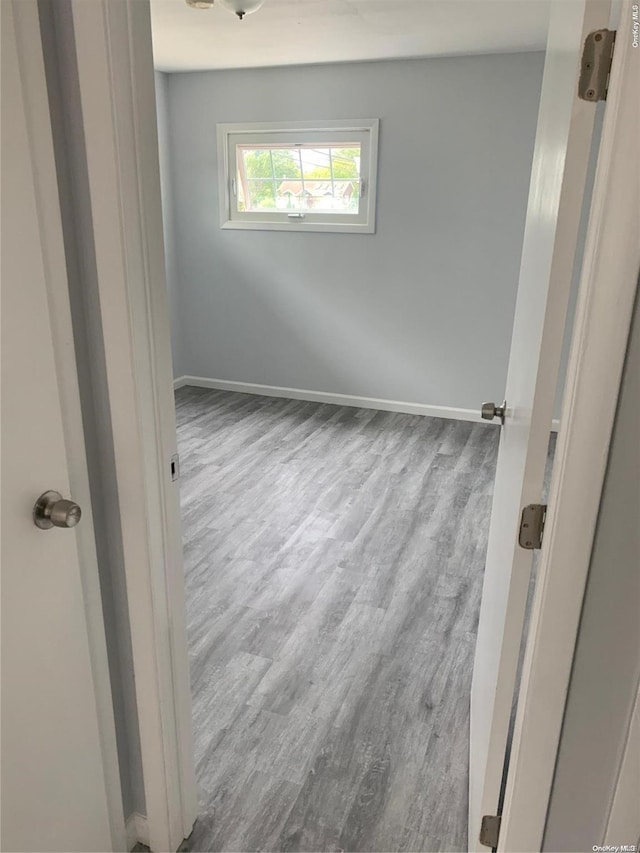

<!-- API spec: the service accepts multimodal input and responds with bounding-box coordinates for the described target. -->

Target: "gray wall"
[544,282,640,851]
[159,53,545,410]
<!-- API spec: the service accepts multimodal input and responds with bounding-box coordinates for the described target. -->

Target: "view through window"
[237,144,362,214]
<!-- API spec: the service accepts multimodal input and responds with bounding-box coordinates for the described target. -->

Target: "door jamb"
[498,7,639,849]
[61,1,198,850]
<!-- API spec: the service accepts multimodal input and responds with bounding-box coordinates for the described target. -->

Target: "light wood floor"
[175,387,500,852]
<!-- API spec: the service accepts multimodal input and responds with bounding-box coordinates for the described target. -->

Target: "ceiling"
[151,0,549,73]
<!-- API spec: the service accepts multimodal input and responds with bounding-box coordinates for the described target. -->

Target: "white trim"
[125,812,150,851]
[174,375,562,429]
[67,1,197,850]
[174,375,491,423]
[218,118,380,134]
[220,219,376,234]
[498,6,640,850]
[216,118,379,233]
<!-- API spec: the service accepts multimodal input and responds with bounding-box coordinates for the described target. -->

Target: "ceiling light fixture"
[185,0,214,8]
[219,0,265,20]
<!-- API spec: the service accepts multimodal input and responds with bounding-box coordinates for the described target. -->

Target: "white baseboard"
[125,812,149,851]
[173,375,562,431]
[173,375,487,423]
[172,375,189,390]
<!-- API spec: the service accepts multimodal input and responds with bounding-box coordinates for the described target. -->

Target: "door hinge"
[519,503,547,550]
[479,814,501,849]
[579,29,616,101]
[170,453,180,481]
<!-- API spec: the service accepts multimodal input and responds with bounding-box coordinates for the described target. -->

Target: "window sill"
[220,219,376,235]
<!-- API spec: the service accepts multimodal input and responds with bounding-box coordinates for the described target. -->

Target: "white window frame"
[217,119,379,234]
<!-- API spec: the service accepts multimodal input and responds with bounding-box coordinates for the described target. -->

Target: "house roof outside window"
[277,180,355,199]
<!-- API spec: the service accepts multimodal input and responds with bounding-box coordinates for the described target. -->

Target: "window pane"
[330,147,361,180]
[232,137,366,219]
[320,180,360,213]
[240,148,273,179]
[301,148,332,180]
[275,180,307,211]
[271,149,302,180]
[294,180,359,214]
[244,180,277,211]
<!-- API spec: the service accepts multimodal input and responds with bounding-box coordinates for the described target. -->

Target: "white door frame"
[55,1,198,850]
[58,0,638,850]
[470,2,610,846]
[498,10,639,850]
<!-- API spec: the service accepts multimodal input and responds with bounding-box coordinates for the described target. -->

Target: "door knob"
[33,490,82,530]
[481,400,507,424]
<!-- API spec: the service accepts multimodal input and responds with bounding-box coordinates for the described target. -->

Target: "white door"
[469,1,611,848]
[1,2,121,850]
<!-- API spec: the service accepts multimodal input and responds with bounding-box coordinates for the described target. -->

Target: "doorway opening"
[148,2,603,850]
[150,5,561,850]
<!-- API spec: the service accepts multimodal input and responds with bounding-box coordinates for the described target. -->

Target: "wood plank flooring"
[175,387,500,852]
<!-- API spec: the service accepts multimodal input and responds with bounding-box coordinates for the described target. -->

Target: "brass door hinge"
[579,29,616,101]
[519,503,547,550]
[479,814,501,849]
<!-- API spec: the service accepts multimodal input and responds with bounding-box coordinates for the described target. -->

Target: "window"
[217,120,379,234]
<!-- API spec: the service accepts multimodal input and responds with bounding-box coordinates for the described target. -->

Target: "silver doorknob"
[481,400,507,424]
[33,490,82,530]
